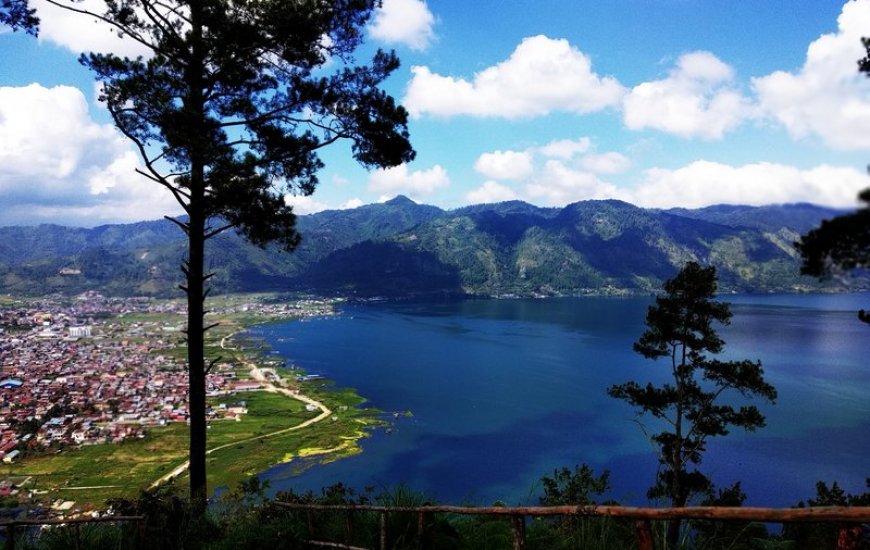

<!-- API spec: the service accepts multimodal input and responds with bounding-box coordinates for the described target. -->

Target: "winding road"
[150,333,332,489]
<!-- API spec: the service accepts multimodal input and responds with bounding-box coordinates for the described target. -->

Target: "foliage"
[608,262,777,547]
[531,465,634,550]
[689,482,769,550]
[539,464,611,507]
[782,479,870,550]
[0,0,37,33]
[13,0,414,506]
[797,35,870,325]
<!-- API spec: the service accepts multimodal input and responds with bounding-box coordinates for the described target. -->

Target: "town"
[0,292,338,465]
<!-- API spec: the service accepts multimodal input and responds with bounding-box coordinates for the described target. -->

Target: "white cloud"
[579,152,631,175]
[0,84,179,226]
[32,0,154,57]
[537,137,592,159]
[474,150,534,180]
[368,164,449,195]
[753,0,870,150]
[466,181,518,204]
[524,160,621,206]
[404,35,625,118]
[284,194,330,215]
[628,161,867,209]
[623,51,754,139]
[368,0,435,51]
[339,198,364,210]
[331,174,351,187]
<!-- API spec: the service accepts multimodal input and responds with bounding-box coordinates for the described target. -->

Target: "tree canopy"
[608,262,776,548]
[0,0,38,33]
[798,35,870,323]
[8,0,415,506]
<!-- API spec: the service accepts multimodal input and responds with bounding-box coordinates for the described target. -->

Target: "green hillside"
[0,197,860,297]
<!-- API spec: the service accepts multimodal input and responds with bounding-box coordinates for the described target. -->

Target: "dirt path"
[149,333,331,489]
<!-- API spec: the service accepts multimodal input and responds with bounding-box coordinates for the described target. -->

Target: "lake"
[249,293,870,507]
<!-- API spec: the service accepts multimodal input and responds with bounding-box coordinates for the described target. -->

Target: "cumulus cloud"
[283,194,330,215]
[31,0,154,57]
[524,160,621,206]
[753,0,870,150]
[537,137,592,160]
[368,0,435,51]
[580,152,631,175]
[628,161,867,209]
[623,51,754,139]
[339,198,365,210]
[368,164,449,195]
[404,35,625,118]
[0,84,179,226]
[474,150,534,180]
[466,181,518,204]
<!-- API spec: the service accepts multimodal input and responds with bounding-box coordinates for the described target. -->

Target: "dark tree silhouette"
[798,38,870,325]
[0,0,37,33]
[8,0,415,507]
[797,188,870,324]
[608,262,776,549]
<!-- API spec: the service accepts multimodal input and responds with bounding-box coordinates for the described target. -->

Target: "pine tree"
[8,0,415,507]
[608,262,776,548]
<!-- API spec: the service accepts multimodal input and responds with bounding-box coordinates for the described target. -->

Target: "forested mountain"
[0,197,859,297]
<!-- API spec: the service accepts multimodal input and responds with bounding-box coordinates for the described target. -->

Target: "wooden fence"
[0,515,145,550]
[274,502,870,550]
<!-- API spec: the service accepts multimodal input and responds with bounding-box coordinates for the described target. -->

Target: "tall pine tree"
[9,0,415,507]
[608,262,776,548]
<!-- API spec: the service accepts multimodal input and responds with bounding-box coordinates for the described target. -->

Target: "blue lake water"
[249,294,870,507]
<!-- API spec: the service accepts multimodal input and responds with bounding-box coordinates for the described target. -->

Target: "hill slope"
[0,197,858,297]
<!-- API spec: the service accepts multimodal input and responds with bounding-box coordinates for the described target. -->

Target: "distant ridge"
[0,198,859,297]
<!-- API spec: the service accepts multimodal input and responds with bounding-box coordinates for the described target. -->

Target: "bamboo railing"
[274,502,870,550]
[0,515,145,550]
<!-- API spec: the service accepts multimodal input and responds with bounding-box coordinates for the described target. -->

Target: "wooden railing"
[274,502,870,550]
[0,515,145,550]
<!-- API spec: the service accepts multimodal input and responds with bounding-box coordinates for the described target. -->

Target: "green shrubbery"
[7,473,868,549]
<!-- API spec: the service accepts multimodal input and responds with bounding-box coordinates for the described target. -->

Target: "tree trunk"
[186,0,208,510]
[187,208,207,509]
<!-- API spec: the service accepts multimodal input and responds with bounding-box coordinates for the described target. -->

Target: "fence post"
[74,522,82,550]
[345,508,354,546]
[137,517,146,549]
[306,509,315,540]
[837,525,863,550]
[635,520,653,550]
[6,524,14,550]
[510,515,526,550]
[379,511,386,550]
[417,511,426,550]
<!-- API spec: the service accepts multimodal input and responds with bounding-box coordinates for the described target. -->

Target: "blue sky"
[1,0,870,226]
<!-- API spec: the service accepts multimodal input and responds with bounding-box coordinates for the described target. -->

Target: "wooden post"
[417,511,425,550]
[138,517,146,549]
[379,511,386,550]
[6,523,15,550]
[74,522,82,550]
[510,515,526,550]
[345,509,354,546]
[635,520,653,550]
[837,525,863,550]
[306,509,315,540]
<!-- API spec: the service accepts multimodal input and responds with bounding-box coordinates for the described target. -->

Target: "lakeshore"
[0,293,384,511]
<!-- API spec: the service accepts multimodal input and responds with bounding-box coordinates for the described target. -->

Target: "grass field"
[5,386,381,508]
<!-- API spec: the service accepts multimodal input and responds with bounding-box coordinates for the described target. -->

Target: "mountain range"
[0,197,860,298]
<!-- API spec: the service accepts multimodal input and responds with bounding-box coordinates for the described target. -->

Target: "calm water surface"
[249,294,870,507]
